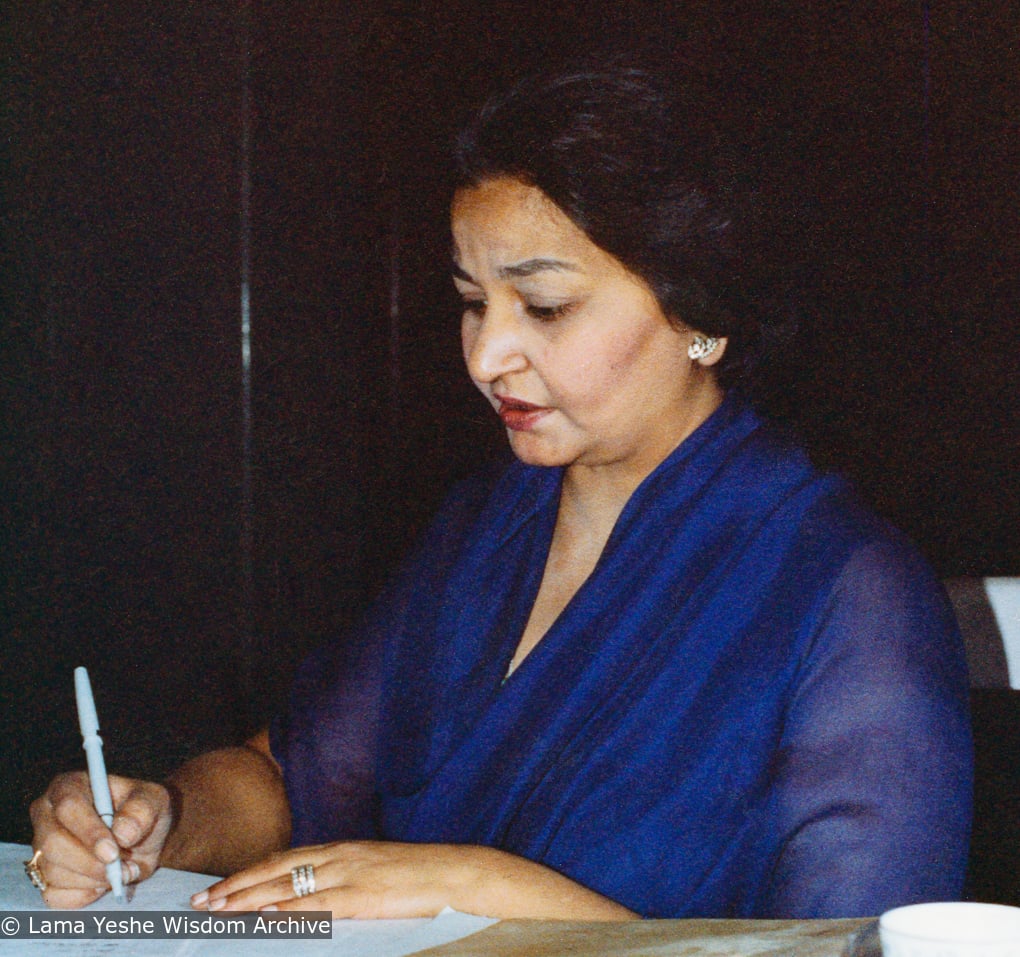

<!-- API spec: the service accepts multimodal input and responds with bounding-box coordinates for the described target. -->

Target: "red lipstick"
[495,395,550,431]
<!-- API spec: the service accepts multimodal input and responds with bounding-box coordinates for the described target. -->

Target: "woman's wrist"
[458,845,638,920]
[157,780,185,869]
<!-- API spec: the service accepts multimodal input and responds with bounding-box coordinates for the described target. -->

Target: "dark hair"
[454,63,777,386]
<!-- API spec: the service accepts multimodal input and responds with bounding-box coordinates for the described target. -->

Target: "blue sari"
[271,396,972,917]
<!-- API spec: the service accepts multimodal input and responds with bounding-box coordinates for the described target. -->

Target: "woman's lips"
[495,395,551,431]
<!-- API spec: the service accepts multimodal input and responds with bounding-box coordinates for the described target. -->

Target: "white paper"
[1,843,497,956]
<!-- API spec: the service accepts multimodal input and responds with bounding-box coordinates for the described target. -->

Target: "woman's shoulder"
[678,395,950,614]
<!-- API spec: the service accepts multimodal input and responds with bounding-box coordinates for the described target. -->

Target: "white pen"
[74,666,126,903]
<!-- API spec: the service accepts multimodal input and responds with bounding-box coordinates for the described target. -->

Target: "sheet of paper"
[1,843,497,956]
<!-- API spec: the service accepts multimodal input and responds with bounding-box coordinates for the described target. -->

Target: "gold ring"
[24,848,47,892]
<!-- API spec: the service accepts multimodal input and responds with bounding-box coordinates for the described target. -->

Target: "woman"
[30,65,971,919]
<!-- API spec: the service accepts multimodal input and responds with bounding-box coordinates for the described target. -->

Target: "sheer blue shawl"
[271,396,972,917]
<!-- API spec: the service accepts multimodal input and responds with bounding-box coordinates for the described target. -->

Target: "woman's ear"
[699,336,727,367]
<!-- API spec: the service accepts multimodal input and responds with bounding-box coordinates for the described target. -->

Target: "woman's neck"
[560,384,724,539]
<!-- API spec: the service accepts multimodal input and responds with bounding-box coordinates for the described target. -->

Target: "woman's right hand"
[29,771,174,908]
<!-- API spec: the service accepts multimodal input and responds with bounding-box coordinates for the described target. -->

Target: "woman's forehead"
[451,177,602,274]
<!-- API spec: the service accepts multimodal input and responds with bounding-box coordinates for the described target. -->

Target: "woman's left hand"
[189,840,636,920]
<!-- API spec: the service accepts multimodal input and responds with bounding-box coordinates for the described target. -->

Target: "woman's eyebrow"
[499,258,578,278]
[451,258,580,282]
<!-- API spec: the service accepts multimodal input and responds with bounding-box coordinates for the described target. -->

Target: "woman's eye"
[525,302,572,322]
[461,299,486,317]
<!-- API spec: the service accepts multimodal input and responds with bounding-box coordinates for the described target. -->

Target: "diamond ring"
[290,863,316,898]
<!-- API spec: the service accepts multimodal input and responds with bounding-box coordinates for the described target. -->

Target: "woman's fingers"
[107,777,173,877]
[30,775,113,891]
[206,872,307,913]
[199,860,378,918]
[193,848,325,911]
[191,842,477,919]
[33,829,106,885]
[40,885,108,910]
[34,772,114,868]
[30,771,173,907]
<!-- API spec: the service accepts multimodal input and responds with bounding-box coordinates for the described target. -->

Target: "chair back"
[948,578,1020,907]
[945,577,1020,689]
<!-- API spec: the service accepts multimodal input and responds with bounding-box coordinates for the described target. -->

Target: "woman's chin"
[505,432,574,469]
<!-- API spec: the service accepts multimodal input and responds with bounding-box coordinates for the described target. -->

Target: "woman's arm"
[190,840,637,920]
[161,730,291,876]
[761,541,972,916]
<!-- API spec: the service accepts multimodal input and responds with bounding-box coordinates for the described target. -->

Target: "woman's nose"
[463,303,529,384]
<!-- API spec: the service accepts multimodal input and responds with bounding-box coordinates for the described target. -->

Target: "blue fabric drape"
[271,395,972,917]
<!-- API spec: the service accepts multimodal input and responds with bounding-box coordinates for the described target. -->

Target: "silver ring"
[290,863,316,898]
[24,849,47,892]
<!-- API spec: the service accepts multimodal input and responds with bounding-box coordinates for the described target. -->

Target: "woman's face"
[452,177,725,481]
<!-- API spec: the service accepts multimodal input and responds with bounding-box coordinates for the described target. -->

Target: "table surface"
[414,916,874,957]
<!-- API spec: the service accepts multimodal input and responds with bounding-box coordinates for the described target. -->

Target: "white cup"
[879,902,1020,957]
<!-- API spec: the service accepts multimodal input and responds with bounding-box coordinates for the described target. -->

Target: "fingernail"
[207,897,226,912]
[122,860,141,883]
[96,838,118,863]
[191,890,209,907]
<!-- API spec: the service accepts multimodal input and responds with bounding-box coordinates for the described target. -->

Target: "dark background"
[2,2,1017,846]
